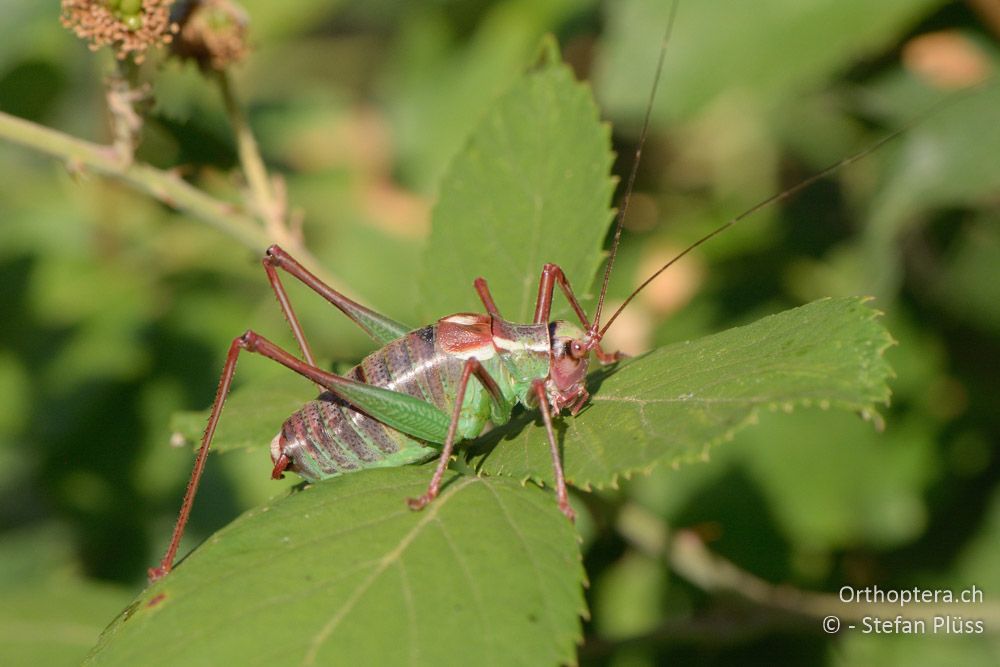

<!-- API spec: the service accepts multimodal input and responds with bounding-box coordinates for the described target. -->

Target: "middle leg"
[405,357,506,511]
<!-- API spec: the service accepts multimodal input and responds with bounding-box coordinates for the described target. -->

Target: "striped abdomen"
[272,320,499,482]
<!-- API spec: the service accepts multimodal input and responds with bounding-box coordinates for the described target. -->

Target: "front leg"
[532,379,575,521]
[151,330,378,581]
[532,263,623,364]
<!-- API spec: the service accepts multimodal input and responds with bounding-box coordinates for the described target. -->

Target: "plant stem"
[212,71,354,293]
[216,70,290,245]
[0,110,268,250]
[617,503,1000,625]
[580,507,1000,656]
[1,95,350,292]
[107,58,141,163]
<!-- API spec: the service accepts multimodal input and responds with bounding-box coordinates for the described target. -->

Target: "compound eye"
[569,341,586,360]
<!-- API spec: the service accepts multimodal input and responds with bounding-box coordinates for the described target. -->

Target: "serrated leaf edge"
[484,297,897,494]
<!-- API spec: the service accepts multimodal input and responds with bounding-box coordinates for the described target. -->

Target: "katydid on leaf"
[150,0,938,583]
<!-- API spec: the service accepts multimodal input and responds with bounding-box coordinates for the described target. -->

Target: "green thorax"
[488,318,551,407]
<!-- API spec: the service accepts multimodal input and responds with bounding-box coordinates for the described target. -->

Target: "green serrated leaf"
[468,297,894,489]
[85,467,585,667]
[418,51,615,323]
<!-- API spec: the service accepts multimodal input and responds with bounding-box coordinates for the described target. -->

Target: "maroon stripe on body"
[437,314,494,356]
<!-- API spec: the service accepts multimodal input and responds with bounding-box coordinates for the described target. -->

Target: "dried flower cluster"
[60,0,179,64]
[174,0,250,71]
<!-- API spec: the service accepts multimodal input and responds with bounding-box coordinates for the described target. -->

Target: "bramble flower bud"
[60,0,179,64]
[173,0,250,71]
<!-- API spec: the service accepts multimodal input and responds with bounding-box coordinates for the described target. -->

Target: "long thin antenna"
[597,86,973,338]
[589,0,680,340]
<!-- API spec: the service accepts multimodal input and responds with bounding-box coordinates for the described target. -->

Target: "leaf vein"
[302,476,477,665]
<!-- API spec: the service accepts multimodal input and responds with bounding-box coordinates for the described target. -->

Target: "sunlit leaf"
[468,297,894,489]
[86,468,585,666]
[385,0,591,192]
[419,44,615,323]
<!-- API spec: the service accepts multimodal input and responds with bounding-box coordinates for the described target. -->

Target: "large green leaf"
[385,0,589,193]
[467,297,894,489]
[86,467,584,666]
[418,43,615,323]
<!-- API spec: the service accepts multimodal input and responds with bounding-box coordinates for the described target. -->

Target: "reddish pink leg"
[263,245,409,345]
[532,263,623,364]
[148,335,243,582]
[531,379,575,521]
[263,251,317,368]
[474,277,502,318]
[150,329,383,582]
[152,247,414,582]
[408,358,482,510]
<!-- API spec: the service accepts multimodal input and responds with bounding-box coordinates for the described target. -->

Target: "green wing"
[323,373,451,444]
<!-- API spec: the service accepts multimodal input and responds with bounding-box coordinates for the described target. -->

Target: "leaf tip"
[532,34,562,71]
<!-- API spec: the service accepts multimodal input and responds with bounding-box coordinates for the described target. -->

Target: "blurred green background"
[1,0,999,664]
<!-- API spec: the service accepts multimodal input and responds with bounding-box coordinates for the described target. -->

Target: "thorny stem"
[0,109,267,249]
[0,94,348,292]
